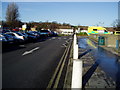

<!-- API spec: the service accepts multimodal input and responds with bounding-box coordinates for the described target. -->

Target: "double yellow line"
[87,39,97,48]
[47,40,72,88]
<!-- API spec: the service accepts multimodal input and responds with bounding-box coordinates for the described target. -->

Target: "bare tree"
[112,19,120,31]
[6,2,20,29]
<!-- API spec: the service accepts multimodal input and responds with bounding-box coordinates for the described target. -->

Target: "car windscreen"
[16,32,23,36]
[40,30,49,32]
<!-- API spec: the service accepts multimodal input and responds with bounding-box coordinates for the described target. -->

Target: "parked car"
[2,29,11,33]
[5,32,25,44]
[21,32,29,39]
[26,32,38,41]
[40,30,52,36]
[27,31,40,39]
[51,31,58,36]
[3,33,14,44]
[0,33,7,44]
[14,32,28,41]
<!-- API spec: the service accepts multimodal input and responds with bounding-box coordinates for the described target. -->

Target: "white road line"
[62,44,67,47]
[22,47,39,56]
[19,45,25,47]
[52,37,56,39]
[65,40,69,43]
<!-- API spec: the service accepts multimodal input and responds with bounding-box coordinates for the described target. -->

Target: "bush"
[76,32,88,36]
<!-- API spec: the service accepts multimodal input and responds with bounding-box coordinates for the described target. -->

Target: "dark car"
[40,30,52,36]
[3,33,14,44]
[5,32,24,44]
[26,32,38,41]
[27,31,40,39]
[15,32,28,41]
[0,33,7,45]
[51,31,58,36]
[2,29,11,33]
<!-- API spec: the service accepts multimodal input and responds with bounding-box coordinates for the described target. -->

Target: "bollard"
[71,59,82,88]
[73,34,77,45]
[73,34,78,59]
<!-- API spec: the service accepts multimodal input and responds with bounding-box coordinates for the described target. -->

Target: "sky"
[2,2,119,27]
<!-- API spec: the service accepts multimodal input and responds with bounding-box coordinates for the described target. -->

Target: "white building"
[58,29,79,35]
[59,29,73,35]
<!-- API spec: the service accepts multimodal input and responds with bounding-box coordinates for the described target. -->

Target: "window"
[116,32,120,34]
[105,30,108,32]
[93,29,97,31]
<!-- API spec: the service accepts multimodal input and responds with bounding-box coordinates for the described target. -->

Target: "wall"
[89,34,120,48]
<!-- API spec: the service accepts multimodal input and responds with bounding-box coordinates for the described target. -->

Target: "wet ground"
[78,37,120,88]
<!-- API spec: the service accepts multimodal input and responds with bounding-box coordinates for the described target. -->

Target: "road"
[2,36,71,88]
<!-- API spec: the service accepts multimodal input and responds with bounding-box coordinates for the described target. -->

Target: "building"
[59,29,74,35]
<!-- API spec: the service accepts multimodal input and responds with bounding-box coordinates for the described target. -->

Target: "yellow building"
[31,28,37,31]
[88,26,110,35]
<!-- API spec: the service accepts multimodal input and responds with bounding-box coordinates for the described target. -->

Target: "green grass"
[76,32,88,36]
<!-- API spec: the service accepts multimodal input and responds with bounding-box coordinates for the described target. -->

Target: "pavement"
[80,48,116,88]
[2,36,71,88]
[64,36,116,88]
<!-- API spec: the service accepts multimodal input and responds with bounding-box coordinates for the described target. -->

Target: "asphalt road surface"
[2,36,71,88]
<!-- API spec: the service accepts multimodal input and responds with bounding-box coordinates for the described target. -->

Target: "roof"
[58,26,72,29]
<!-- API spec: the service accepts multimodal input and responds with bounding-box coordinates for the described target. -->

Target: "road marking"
[87,39,97,48]
[22,47,39,56]
[65,40,69,43]
[47,42,69,88]
[61,43,67,47]
[53,40,71,88]
[19,45,25,47]
[52,37,56,39]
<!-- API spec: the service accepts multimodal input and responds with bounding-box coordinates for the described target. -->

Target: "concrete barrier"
[73,44,78,59]
[72,34,82,89]
[72,60,82,88]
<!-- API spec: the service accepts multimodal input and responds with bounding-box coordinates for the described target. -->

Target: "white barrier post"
[73,34,78,59]
[72,60,82,88]
[73,34,77,45]
[72,33,82,89]
[73,44,78,59]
